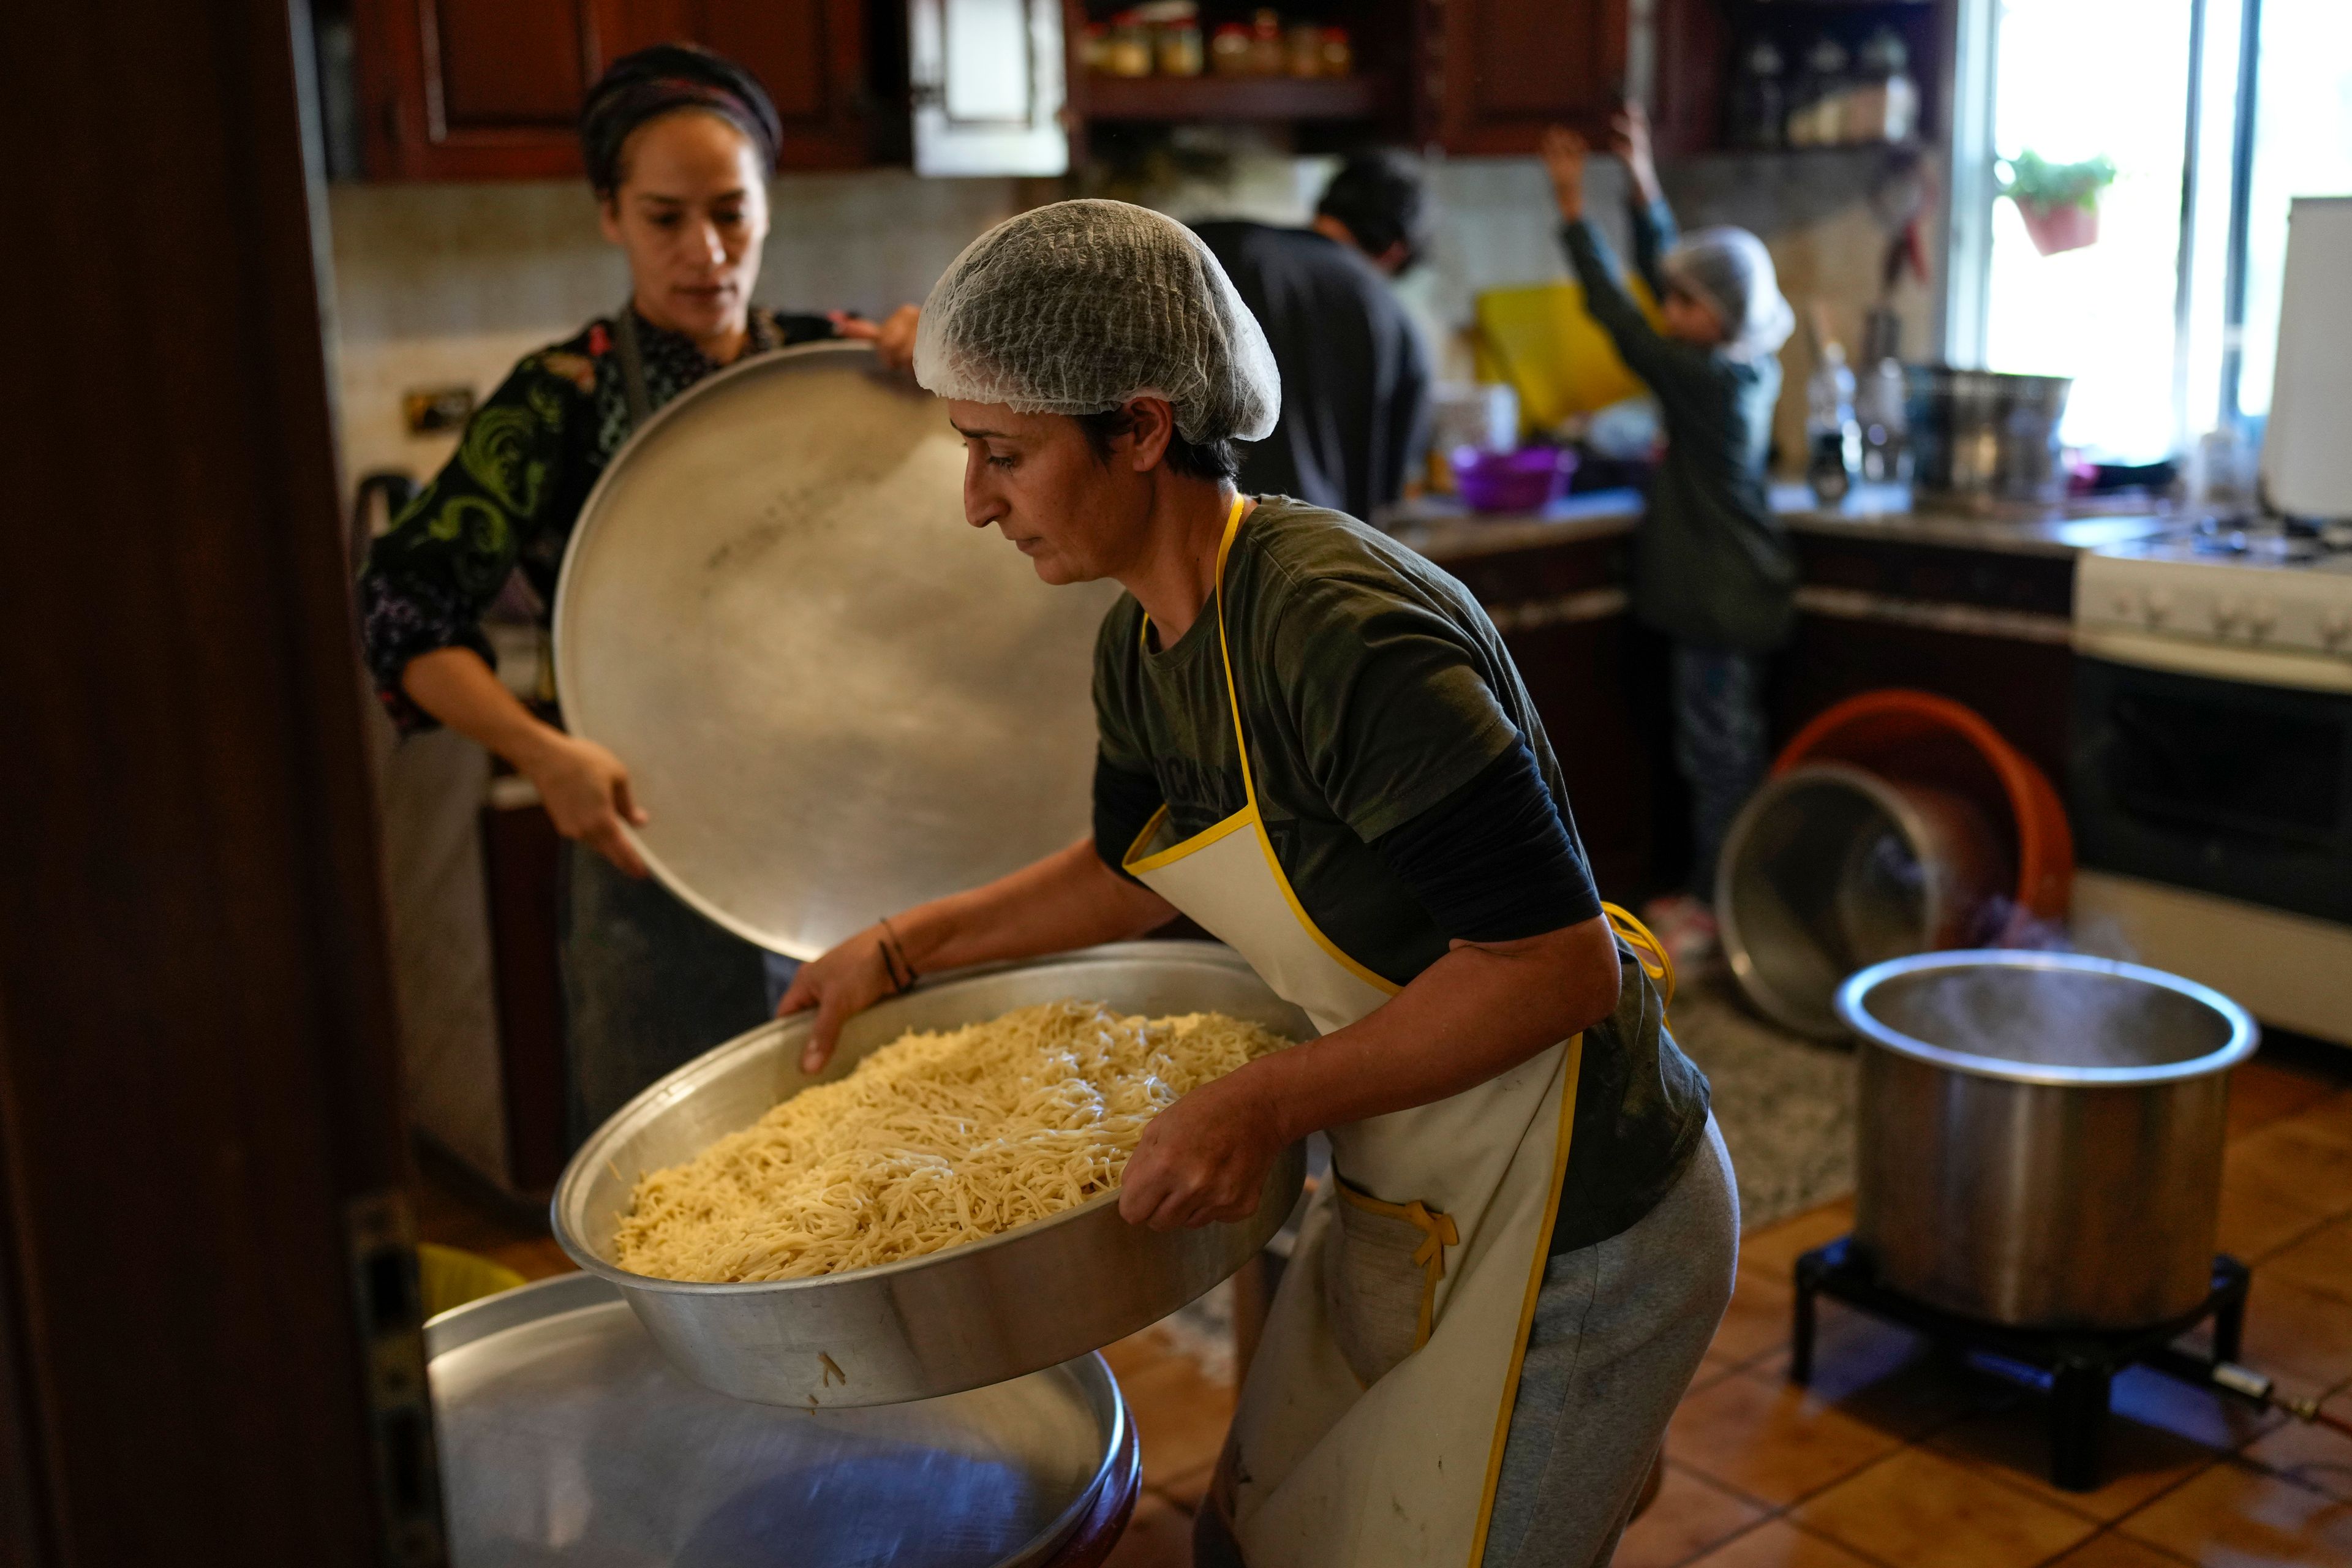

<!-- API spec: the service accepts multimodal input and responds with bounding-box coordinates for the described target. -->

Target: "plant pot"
[2018,198,2100,257]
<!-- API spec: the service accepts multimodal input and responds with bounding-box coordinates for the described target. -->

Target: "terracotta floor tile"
[2107,1365,2287,1454]
[1683,1518,1880,1568]
[1611,1463,1773,1568]
[1754,1299,1999,1444]
[1791,1447,2100,1568]
[1740,1200,1858,1283]
[2043,1531,2198,1567]
[2231,1272,2352,1393]
[1711,1269,1798,1369]
[1925,1396,2222,1521]
[1665,1368,1908,1507]
[2231,1115,2352,1216]
[2119,1456,2352,1566]
[2262,1216,2352,1305]
[1111,1344,1236,1493]
[2215,1176,2334,1264]
[1104,1491,1196,1568]
[2227,1060,2342,1142]
[2242,1393,2352,1505]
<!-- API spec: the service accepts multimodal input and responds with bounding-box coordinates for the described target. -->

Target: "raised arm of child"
[1540,121,1709,398]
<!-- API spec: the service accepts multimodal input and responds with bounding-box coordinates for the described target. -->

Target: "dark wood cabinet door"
[357,0,870,180]
[1427,0,1627,156]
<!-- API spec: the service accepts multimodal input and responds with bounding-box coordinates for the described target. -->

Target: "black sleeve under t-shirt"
[1091,736,1600,943]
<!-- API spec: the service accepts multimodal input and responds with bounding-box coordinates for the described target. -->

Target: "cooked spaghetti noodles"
[612,999,1291,1283]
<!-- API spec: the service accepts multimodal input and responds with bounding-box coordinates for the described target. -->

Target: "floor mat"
[1668,974,1858,1232]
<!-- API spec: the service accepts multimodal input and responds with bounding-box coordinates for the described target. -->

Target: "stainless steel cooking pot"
[1717,764,2007,1038]
[1905,366,2073,507]
[1838,951,2258,1329]
[554,941,1313,1408]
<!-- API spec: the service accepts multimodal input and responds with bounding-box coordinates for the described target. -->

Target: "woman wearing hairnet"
[1544,107,1798,969]
[778,199,1736,1568]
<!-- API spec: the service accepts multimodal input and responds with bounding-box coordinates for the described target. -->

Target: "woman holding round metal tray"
[357,43,919,1148]
[778,200,1736,1568]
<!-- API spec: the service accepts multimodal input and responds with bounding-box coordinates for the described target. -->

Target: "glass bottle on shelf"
[1789,35,1852,147]
[1319,27,1354,77]
[1158,19,1205,77]
[1082,21,1112,75]
[1105,13,1155,77]
[1731,37,1787,149]
[1808,342,1863,502]
[1847,30,1918,145]
[1210,22,1253,77]
[1247,9,1286,75]
[1287,21,1324,77]
[1855,310,1909,484]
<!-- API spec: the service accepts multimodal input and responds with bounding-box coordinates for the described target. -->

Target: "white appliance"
[2068,196,2352,1046]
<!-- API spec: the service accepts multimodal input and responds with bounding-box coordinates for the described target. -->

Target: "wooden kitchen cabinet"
[1421,0,1628,155]
[354,0,874,179]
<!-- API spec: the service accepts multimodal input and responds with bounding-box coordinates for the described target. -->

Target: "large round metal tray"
[429,1272,1138,1566]
[554,941,1313,1408]
[551,339,1121,960]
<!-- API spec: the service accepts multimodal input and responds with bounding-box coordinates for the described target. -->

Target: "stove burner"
[1793,1238,2253,1492]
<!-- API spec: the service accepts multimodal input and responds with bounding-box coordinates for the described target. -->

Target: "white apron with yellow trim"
[1120,498,1585,1568]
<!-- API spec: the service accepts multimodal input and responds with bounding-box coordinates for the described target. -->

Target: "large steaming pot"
[1838,951,2256,1329]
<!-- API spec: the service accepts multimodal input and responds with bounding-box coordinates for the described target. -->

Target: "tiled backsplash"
[323,150,1938,498]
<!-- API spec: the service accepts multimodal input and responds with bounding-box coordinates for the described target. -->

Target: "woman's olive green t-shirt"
[1091,497,1711,1250]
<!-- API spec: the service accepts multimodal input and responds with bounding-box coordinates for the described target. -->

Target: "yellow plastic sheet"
[1473,277,1664,435]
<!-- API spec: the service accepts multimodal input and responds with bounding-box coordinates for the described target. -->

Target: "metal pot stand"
[1790,1238,2252,1493]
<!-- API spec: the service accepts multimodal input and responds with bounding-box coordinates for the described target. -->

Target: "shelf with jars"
[1717,0,1939,154]
[1073,2,1387,124]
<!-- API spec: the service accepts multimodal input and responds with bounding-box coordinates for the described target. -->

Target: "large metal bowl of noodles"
[553,941,1313,1408]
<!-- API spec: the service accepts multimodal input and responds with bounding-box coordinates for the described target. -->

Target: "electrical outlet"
[403,385,477,434]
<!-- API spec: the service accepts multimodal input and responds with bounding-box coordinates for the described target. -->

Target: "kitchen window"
[1945,0,2352,464]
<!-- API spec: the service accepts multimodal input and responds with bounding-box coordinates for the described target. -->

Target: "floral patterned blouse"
[358,304,835,732]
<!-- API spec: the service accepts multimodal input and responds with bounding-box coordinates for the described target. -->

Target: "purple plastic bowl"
[1452,445,1577,514]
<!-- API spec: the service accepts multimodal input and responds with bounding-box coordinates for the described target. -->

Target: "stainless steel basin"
[554,941,1312,1408]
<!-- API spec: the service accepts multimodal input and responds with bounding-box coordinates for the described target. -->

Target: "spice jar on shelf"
[1286,21,1324,77]
[1247,9,1286,75]
[1103,15,1155,77]
[1158,19,1205,76]
[1319,27,1354,77]
[1081,21,1112,75]
[1210,21,1253,76]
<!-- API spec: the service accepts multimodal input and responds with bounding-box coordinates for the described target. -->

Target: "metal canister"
[1904,366,2073,507]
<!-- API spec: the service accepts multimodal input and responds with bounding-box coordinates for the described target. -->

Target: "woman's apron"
[1121,498,1670,1568]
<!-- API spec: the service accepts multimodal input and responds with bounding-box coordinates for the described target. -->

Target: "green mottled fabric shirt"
[358,305,834,731]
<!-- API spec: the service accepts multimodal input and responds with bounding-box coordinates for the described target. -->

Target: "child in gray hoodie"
[1544,107,1798,963]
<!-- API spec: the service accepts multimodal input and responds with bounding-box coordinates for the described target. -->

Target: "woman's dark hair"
[1315,151,1431,271]
[1073,407,1242,483]
[579,43,782,198]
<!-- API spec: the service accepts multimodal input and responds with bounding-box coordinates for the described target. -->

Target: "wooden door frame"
[1,4,434,1564]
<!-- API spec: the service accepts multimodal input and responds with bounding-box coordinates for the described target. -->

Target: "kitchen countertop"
[1376,481,2182,563]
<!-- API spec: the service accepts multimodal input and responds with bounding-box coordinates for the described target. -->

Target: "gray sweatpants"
[1480,1115,1740,1568]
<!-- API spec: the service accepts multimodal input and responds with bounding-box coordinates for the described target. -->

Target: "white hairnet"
[1660,227,1796,361]
[914,199,1281,445]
